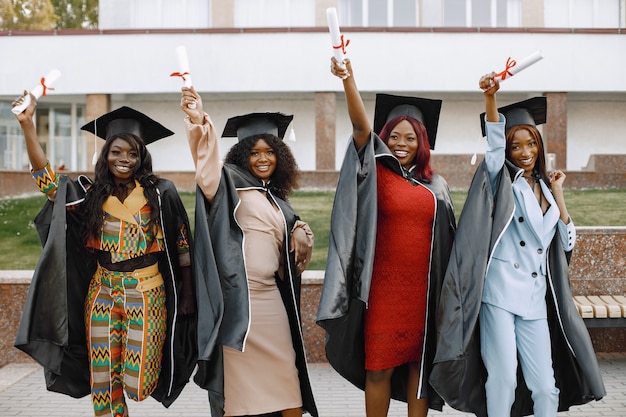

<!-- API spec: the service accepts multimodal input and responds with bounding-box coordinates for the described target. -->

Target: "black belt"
[98,252,161,272]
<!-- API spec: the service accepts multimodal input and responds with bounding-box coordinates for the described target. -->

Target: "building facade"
[0,0,625,179]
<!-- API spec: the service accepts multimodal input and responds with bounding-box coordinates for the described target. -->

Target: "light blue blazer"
[482,115,575,319]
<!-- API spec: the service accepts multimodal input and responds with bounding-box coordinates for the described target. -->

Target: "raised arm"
[331,57,371,149]
[480,72,500,123]
[479,73,506,189]
[13,91,47,172]
[180,86,204,125]
[180,86,222,202]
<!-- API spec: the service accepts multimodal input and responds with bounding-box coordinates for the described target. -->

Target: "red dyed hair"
[378,115,434,181]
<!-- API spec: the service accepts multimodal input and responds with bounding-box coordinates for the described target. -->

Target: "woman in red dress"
[317,57,456,417]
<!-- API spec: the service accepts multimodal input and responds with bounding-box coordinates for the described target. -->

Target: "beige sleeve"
[185,113,222,203]
[291,220,315,247]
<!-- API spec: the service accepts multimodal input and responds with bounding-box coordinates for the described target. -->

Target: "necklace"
[522,175,536,187]
[115,180,135,188]
[112,180,135,202]
[522,174,546,212]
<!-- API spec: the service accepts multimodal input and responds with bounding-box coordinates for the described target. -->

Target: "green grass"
[1,189,625,270]
[0,197,48,270]
[448,189,626,226]
[556,189,626,226]
[290,191,336,270]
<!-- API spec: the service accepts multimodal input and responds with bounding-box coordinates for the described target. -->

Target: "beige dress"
[223,190,302,415]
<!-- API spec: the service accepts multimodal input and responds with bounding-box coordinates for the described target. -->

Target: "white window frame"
[340,0,420,27]
[545,0,624,29]
[443,0,520,28]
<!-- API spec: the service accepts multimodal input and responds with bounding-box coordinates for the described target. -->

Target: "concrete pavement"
[1,354,624,416]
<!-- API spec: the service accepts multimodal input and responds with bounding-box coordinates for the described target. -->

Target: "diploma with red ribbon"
[12,69,62,115]
[495,50,543,82]
[326,7,350,70]
[170,45,196,109]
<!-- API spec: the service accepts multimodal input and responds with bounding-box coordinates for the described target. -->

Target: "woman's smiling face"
[248,138,277,181]
[387,119,418,169]
[509,128,538,175]
[107,137,139,183]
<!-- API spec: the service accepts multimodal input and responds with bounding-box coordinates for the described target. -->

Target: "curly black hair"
[82,133,160,244]
[224,134,299,200]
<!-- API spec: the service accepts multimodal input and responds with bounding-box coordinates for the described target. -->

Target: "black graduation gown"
[316,133,456,411]
[429,160,606,416]
[14,175,198,407]
[192,163,318,417]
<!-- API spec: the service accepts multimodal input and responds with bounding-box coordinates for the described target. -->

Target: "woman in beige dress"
[180,86,318,417]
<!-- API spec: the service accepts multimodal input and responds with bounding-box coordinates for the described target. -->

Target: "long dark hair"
[82,133,160,244]
[224,133,299,200]
[378,115,434,181]
[505,125,549,187]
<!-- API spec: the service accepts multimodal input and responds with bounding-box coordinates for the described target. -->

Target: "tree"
[0,0,97,30]
[53,0,97,29]
[0,0,58,30]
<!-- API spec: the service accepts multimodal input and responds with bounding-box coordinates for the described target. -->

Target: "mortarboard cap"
[373,93,442,150]
[222,112,293,142]
[480,96,547,137]
[81,106,174,144]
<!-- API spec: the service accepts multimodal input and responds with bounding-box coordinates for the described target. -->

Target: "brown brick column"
[315,92,336,170]
[211,0,234,27]
[315,0,339,25]
[545,92,567,170]
[84,94,110,163]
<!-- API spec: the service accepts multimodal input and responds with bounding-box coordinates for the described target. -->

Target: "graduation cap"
[373,93,442,150]
[81,106,174,144]
[222,112,294,142]
[480,96,547,137]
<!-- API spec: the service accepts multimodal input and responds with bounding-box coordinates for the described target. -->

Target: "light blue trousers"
[480,303,560,417]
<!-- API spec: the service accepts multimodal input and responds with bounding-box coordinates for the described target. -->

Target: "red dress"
[364,163,435,371]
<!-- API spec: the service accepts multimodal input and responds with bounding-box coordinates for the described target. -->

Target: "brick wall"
[0,272,34,367]
[2,153,626,198]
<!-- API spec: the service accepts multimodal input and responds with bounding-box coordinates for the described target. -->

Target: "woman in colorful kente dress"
[13,92,197,417]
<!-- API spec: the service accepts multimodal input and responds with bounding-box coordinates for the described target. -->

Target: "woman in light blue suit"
[479,72,575,417]
[430,73,604,416]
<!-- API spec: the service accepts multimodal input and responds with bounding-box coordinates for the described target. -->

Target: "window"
[395,0,418,26]
[339,0,418,26]
[0,102,85,171]
[234,0,315,27]
[0,103,26,170]
[339,0,519,27]
[45,107,78,172]
[99,0,210,29]
[442,0,520,27]
[545,0,623,29]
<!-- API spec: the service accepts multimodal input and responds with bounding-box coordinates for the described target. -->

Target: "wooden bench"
[574,295,626,328]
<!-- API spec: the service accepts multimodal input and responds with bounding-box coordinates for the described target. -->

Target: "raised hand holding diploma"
[494,50,543,82]
[472,71,500,165]
[12,69,61,115]
[471,51,544,164]
[326,7,350,75]
[170,45,196,109]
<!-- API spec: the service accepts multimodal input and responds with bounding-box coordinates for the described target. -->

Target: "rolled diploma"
[327,8,345,66]
[176,45,193,88]
[12,69,61,115]
[497,50,543,82]
[176,45,196,109]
